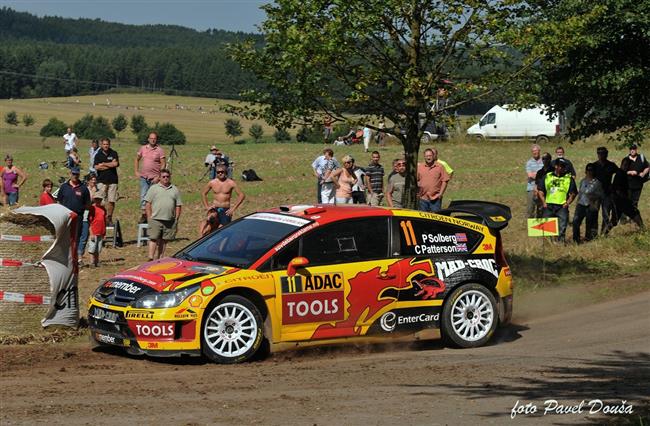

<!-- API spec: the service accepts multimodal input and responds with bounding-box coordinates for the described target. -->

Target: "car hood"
[109,257,236,293]
[466,123,481,134]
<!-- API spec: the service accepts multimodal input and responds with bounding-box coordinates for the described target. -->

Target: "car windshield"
[176,213,312,268]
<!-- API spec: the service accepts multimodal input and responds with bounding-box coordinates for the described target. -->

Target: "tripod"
[167,144,179,172]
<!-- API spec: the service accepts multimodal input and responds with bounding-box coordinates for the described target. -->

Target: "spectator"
[67,147,81,170]
[525,144,544,218]
[573,164,603,244]
[88,139,100,174]
[331,155,358,204]
[365,151,385,206]
[387,159,406,208]
[87,194,107,267]
[323,115,333,143]
[363,126,372,153]
[56,167,91,251]
[437,157,454,179]
[537,158,577,243]
[78,174,98,263]
[376,120,386,147]
[609,168,644,230]
[93,137,119,225]
[554,146,576,178]
[417,148,450,212]
[1,155,27,206]
[312,148,340,203]
[213,149,233,179]
[319,150,338,204]
[144,169,182,260]
[200,164,245,235]
[204,146,219,179]
[63,127,78,156]
[620,144,650,210]
[350,158,367,204]
[39,179,56,206]
[590,147,619,234]
[135,132,167,224]
[533,153,554,218]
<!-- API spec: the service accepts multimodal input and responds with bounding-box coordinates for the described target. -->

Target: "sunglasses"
[216,171,226,174]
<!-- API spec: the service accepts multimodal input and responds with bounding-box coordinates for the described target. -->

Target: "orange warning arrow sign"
[527,218,559,237]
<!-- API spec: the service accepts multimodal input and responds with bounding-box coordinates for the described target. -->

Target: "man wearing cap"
[144,169,182,260]
[525,144,544,218]
[590,147,620,233]
[204,146,219,179]
[537,158,578,242]
[135,132,166,224]
[620,144,650,210]
[56,166,91,250]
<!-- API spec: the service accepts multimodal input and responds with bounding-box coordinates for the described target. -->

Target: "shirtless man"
[199,165,245,236]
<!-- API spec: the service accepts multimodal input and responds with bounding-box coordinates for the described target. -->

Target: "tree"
[249,123,264,141]
[136,122,186,145]
[112,114,128,135]
[519,0,650,146]
[39,117,68,137]
[86,116,116,140]
[274,127,291,142]
[22,114,35,127]
[131,114,147,134]
[224,118,243,142]
[73,113,94,138]
[228,0,536,208]
[4,110,18,126]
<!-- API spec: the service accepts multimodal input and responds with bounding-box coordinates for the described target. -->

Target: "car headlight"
[131,285,200,309]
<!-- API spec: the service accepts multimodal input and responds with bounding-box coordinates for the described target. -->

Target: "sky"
[0,0,268,33]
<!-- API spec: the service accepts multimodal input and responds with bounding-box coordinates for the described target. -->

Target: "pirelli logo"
[281,276,303,293]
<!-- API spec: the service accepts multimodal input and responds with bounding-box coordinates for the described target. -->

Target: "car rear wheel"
[201,295,264,364]
[535,135,549,143]
[473,134,485,142]
[441,283,497,348]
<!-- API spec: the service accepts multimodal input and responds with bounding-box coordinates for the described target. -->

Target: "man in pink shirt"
[417,147,450,212]
[135,131,167,223]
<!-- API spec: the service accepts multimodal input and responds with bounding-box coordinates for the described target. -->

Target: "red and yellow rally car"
[88,201,513,363]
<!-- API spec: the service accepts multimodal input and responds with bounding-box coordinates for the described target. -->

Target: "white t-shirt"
[63,133,78,151]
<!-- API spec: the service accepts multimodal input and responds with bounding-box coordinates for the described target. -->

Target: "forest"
[0,7,264,99]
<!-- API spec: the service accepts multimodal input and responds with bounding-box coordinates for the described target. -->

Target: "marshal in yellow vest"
[544,172,572,205]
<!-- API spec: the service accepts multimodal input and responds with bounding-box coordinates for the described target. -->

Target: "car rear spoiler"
[438,200,512,231]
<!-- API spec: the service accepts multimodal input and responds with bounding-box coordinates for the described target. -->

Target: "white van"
[466,105,564,143]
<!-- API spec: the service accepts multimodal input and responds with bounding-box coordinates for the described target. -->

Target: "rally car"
[88,201,513,364]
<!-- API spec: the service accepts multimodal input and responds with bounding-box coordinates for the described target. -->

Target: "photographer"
[205,147,233,179]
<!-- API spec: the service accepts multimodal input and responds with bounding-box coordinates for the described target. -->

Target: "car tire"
[201,295,265,364]
[473,134,485,142]
[441,283,498,348]
[535,135,549,144]
[421,133,432,143]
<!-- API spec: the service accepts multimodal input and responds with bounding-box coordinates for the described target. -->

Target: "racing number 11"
[400,220,417,246]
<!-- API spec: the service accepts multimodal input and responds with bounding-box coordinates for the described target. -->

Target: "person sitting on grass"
[39,179,56,206]
[87,194,107,267]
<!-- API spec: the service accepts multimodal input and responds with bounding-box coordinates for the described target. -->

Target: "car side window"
[301,218,389,266]
[485,112,496,124]
[394,218,482,256]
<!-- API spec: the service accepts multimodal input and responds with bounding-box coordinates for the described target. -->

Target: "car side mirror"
[287,257,309,277]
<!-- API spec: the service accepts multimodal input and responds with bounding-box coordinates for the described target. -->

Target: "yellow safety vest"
[545,172,571,205]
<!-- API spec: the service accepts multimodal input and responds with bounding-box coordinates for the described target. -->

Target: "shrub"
[72,113,94,137]
[112,114,128,135]
[39,117,68,137]
[73,114,115,140]
[274,127,291,142]
[249,124,264,141]
[4,111,18,126]
[137,122,186,145]
[234,139,247,145]
[131,114,147,134]
[22,114,35,127]
[296,126,322,143]
[225,118,243,141]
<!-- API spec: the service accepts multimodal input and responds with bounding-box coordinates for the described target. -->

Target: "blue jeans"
[7,191,19,206]
[419,198,442,213]
[78,220,89,256]
[140,177,154,209]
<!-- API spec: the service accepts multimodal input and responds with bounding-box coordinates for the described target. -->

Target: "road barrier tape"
[0,258,42,267]
[0,234,54,242]
[0,290,51,305]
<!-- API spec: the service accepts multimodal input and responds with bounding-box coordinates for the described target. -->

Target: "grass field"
[1,93,649,295]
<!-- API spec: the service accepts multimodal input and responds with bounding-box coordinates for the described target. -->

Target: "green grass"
[1,93,649,294]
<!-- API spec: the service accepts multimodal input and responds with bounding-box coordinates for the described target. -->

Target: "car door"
[267,217,396,342]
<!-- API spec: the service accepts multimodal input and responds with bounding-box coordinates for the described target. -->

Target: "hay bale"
[0,213,54,336]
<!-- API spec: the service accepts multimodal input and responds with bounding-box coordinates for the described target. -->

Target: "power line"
[0,69,244,98]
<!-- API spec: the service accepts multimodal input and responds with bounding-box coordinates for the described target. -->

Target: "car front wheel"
[441,283,497,348]
[201,295,264,364]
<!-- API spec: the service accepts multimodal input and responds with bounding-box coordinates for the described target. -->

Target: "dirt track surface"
[2,275,649,425]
